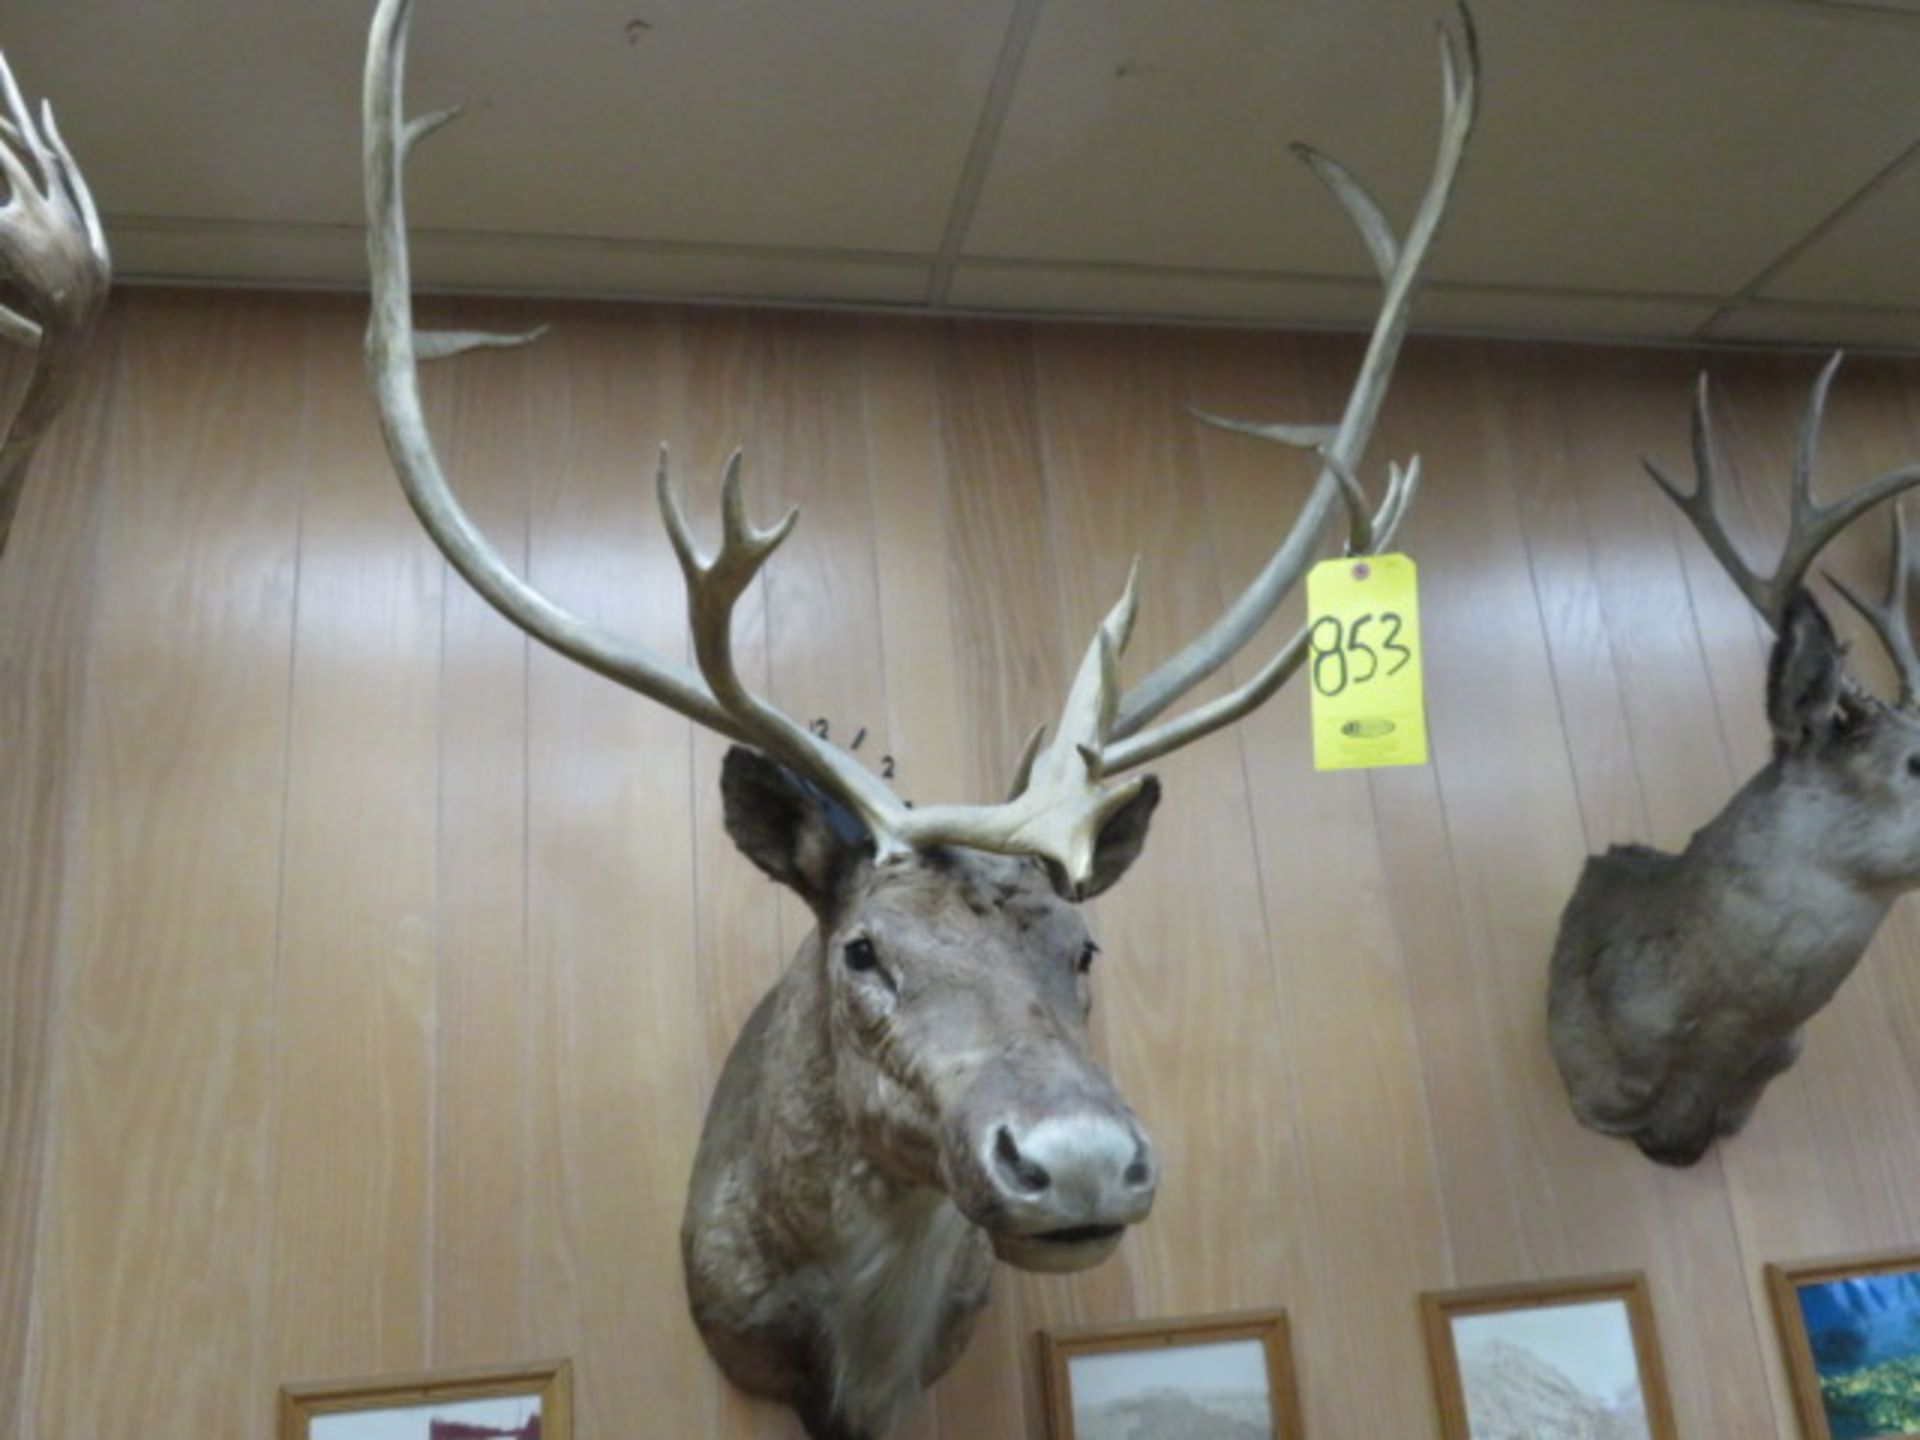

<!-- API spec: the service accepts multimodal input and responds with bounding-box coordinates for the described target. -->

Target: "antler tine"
[363,0,911,854]
[902,564,1153,897]
[656,447,916,847]
[1826,499,1920,709]
[0,49,54,185]
[1373,456,1422,555]
[1641,374,1773,617]
[1777,354,1920,618]
[1100,447,1410,775]
[1648,355,1920,632]
[0,46,112,560]
[1110,0,1478,742]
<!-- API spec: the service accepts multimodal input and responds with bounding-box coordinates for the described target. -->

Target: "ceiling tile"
[1704,301,1920,351]
[1757,155,1920,307]
[111,219,932,307]
[966,0,1920,296]
[4,0,1016,253]
[11,0,1920,331]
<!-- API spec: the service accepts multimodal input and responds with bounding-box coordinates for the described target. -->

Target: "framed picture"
[1769,1247,1920,1439]
[1038,1308,1303,1439]
[1420,1272,1676,1440]
[279,1360,570,1440]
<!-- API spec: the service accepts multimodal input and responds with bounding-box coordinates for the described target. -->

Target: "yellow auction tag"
[1305,553,1427,770]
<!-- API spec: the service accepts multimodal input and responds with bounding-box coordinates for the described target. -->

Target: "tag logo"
[1341,718,1396,739]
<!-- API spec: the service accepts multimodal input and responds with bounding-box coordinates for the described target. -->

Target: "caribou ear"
[720,746,870,908]
[1768,591,1846,755]
[1077,775,1162,900]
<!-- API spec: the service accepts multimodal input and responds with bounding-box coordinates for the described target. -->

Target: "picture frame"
[1038,1307,1303,1439]
[278,1359,571,1440]
[1420,1272,1676,1440]
[1768,1246,1920,1439]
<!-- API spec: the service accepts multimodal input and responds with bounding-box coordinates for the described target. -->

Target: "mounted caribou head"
[0,47,109,560]
[1550,355,1920,1168]
[362,2,1478,1436]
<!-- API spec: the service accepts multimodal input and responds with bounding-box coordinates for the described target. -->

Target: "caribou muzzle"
[942,1064,1158,1274]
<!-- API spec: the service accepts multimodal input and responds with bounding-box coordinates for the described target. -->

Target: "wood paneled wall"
[7,289,1920,1438]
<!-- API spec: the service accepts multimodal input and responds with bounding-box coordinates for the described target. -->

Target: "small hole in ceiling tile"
[625,18,654,44]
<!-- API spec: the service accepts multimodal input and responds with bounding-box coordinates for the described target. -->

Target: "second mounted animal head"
[1648,356,1920,893]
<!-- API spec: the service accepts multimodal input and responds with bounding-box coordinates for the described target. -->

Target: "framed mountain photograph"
[1769,1247,1920,1439]
[279,1359,570,1440]
[1038,1308,1302,1440]
[1420,1272,1676,1440]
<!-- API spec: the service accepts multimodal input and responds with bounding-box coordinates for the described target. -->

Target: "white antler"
[363,0,1476,893]
[1106,2,1479,748]
[0,47,110,559]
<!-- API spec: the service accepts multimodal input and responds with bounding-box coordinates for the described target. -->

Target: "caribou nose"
[985,1115,1157,1229]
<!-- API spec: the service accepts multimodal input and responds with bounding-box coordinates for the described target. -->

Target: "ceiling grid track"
[1697,132,1920,341]
[924,0,1046,309]
[34,0,1920,355]
[1804,0,1920,16]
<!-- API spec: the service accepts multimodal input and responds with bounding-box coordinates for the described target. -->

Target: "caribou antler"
[364,0,1476,893]
[1108,3,1478,743]
[0,47,109,559]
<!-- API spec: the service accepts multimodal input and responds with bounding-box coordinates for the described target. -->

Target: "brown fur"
[1549,596,1920,1165]
[683,749,1160,1439]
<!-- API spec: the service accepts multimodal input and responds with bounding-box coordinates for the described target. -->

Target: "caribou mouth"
[989,1220,1130,1273]
[1034,1224,1124,1246]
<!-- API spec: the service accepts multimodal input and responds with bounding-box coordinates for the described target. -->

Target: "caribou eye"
[1077,941,1100,975]
[843,938,880,973]
[1907,754,1920,778]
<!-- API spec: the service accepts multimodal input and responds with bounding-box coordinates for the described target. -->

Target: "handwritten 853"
[1306,611,1413,697]
[1304,552,1426,770]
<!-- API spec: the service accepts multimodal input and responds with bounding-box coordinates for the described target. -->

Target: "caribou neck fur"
[1550,594,1920,1166]
[683,948,992,1440]
[682,748,1160,1440]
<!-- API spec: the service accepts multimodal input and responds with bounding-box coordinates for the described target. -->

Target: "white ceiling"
[8,0,1920,348]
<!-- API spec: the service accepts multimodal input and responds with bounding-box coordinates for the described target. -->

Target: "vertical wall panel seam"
[1504,353,1610,849]
[1177,331,1324,1292]
[858,326,901,804]
[1362,768,1460,1285]
[254,296,314,1420]
[685,319,720,1440]
[515,379,535,1363]
[425,366,453,1369]
[1418,347,1578,1268]
[1028,326,1143,1334]
[13,306,125,1440]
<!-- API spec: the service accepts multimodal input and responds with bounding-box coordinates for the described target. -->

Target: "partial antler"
[0,47,109,559]
[1106,3,1479,746]
[1827,500,1920,710]
[1646,354,1920,634]
[364,0,1475,893]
